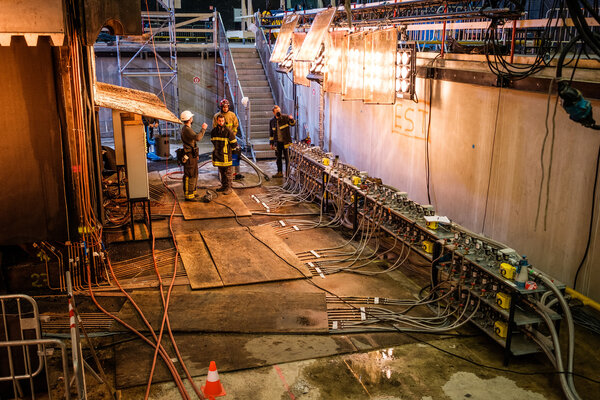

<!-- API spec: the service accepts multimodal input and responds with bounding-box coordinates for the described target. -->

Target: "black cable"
[213,196,600,385]
[573,143,600,289]
[425,66,433,205]
[425,54,441,206]
[481,86,502,233]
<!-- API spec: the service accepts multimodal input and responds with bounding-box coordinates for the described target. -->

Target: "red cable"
[144,173,204,399]
[85,260,189,398]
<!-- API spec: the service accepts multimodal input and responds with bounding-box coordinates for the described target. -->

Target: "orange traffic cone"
[201,361,226,399]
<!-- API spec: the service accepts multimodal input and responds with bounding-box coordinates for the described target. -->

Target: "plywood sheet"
[179,189,252,220]
[94,82,180,123]
[115,332,360,389]
[176,232,223,289]
[201,225,311,286]
[115,291,327,333]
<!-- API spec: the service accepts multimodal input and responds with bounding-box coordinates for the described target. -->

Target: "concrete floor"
[38,157,600,400]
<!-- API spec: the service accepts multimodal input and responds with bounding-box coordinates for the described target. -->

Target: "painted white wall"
[301,74,600,300]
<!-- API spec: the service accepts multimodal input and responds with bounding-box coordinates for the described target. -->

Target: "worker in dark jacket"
[211,114,238,195]
[213,99,243,180]
[180,110,207,201]
[269,105,295,178]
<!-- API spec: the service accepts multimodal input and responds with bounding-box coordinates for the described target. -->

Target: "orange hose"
[65,25,190,398]
[145,169,204,399]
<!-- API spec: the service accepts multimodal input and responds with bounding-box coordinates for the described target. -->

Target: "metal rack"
[116,1,179,138]
[287,143,565,364]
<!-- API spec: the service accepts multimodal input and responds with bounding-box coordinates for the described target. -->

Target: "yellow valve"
[352,176,361,186]
[500,262,516,280]
[494,320,508,338]
[496,292,511,310]
[322,157,330,166]
[422,240,434,254]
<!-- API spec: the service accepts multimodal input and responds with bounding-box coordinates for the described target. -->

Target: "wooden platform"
[176,225,310,289]
[179,189,252,220]
[114,290,328,333]
[176,232,223,289]
[114,326,421,389]
[200,225,311,286]
[115,332,365,389]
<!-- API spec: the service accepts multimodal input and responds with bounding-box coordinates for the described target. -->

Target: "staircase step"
[253,143,273,151]
[251,105,275,112]
[251,122,273,130]
[248,98,274,105]
[251,118,272,126]
[237,67,265,73]
[251,132,271,139]
[251,110,273,118]
[232,55,258,60]
[234,60,263,66]
[239,81,270,88]
[230,47,256,53]
[253,149,277,159]
[244,87,271,94]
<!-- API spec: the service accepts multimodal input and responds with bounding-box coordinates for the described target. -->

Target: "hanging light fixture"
[277,51,295,73]
[364,28,396,104]
[270,14,300,63]
[395,39,416,101]
[308,43,326,83]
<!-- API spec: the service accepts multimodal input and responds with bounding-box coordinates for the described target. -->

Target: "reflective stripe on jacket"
[210,126,237,167]
[269,115,295,147]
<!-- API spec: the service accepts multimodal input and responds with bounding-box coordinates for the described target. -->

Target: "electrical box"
[496,292,511,310]
[494,321,508,338]
[121,113,149,200]
[500,263,516,280]
[422,240,434,254]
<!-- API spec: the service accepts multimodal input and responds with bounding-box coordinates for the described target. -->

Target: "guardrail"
[0,294,71,399]
[216,13,251,150]
[255,15,294,116]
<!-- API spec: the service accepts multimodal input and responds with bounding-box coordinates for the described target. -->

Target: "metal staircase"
[230,47,276,159]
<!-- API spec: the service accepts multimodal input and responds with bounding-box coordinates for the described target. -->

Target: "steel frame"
[116,1,180,138]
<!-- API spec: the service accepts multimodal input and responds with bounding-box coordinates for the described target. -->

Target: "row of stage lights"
[276,33,417,102]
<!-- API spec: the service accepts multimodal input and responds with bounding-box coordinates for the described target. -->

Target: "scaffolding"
[116,0,180,138]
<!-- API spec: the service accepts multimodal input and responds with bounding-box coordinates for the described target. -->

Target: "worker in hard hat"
[212,99,243,180]
[210,114,238,195]
[180,110,207,201]
[269,105,295,178]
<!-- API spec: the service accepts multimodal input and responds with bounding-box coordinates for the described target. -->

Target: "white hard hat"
[180,110,194,122]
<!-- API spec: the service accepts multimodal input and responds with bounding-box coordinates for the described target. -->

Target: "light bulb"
[396,79,401,92]
[401,66,409,79]
[401,79,410,92]
[396,65,402,78]
[401,51,410,65]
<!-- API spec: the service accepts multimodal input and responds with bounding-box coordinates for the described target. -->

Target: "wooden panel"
[115,291,328,333]
[201,225,311,286]
[176,232,223,289]
[179,189,252,220]
[115,332,359,389]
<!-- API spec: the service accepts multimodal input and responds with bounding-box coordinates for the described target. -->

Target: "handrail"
[254,13,293,118]
[216,13,251,149]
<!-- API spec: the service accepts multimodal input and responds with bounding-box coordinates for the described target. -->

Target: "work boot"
[185,196,201,202]
[222,187,233,195]
[272,172,283,178]
[234,173,245,180]
[216,186,226,192]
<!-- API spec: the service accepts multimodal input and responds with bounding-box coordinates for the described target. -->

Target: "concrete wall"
[0,39,68,244]
[94,54,218,137]
[293,72,600,300]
